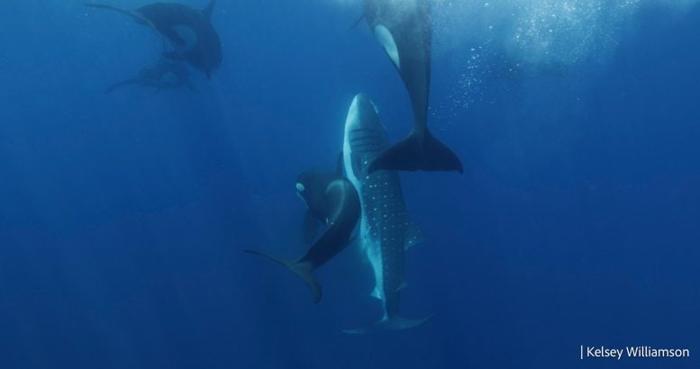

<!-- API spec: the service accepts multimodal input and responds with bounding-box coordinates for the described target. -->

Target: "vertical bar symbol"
[580,345,584,360]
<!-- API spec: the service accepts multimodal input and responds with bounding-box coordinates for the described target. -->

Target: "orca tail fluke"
[243,250,321,304]
[368,130,462,173]
[342,314,433,334]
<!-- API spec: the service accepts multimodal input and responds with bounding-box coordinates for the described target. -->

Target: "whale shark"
[105,59,194,94]
[342,94,430,333]
[361,0,462,173]
[86,1,222,78]
[245,171,361,304]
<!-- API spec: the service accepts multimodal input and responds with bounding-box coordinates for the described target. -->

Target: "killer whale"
[342,94,430,332]
[86,1,222,78]
[361,0,462,173]
[105,59,195,94]
[245,171,361,304]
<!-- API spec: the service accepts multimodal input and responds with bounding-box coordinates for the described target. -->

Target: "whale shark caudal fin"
[243,250,322,304]
[203,0,216,19]
[342,314,433,334]
[368,130,463,173]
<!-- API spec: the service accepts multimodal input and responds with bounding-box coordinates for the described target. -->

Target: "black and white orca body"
[246,172,361,304]
[363,0,462,173]
[87,1,222,78]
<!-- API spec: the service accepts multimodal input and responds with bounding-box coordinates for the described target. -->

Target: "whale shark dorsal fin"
[373,25,400,69]
[203,0,216,19]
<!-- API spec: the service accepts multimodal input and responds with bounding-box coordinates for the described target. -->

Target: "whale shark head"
[345,94,382,132]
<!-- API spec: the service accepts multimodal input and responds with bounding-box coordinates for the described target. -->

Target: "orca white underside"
[373,25,400,69]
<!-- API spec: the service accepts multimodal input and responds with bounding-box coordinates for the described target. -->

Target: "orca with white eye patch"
[359,0,462,173]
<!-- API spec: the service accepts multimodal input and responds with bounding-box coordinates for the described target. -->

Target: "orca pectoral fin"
[244,250,321,303]
[342,314,433,334]
[84,3,149,26]
[368,130,463,173]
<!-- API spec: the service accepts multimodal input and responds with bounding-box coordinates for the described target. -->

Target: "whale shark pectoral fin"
[342,314,432,334]
[368,130,463,173]
[243,250,322,303]
[373,25,400,69]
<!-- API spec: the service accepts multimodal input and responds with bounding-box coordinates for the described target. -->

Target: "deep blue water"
[1,1,699,368]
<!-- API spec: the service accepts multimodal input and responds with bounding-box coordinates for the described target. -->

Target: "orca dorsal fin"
[202,0,216,19]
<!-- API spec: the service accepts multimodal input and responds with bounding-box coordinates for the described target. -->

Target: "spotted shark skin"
[342,94,429,333]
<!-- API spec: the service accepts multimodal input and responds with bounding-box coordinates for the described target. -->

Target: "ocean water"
[1,1,699,368]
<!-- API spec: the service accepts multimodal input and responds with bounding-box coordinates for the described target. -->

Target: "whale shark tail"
[342,314,432,334]
[243,250,321,304]
[368,130,462,174]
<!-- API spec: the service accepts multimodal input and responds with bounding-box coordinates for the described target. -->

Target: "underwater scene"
[1,0,699,368]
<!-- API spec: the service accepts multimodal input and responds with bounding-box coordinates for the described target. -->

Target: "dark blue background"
[0,1,698,368]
